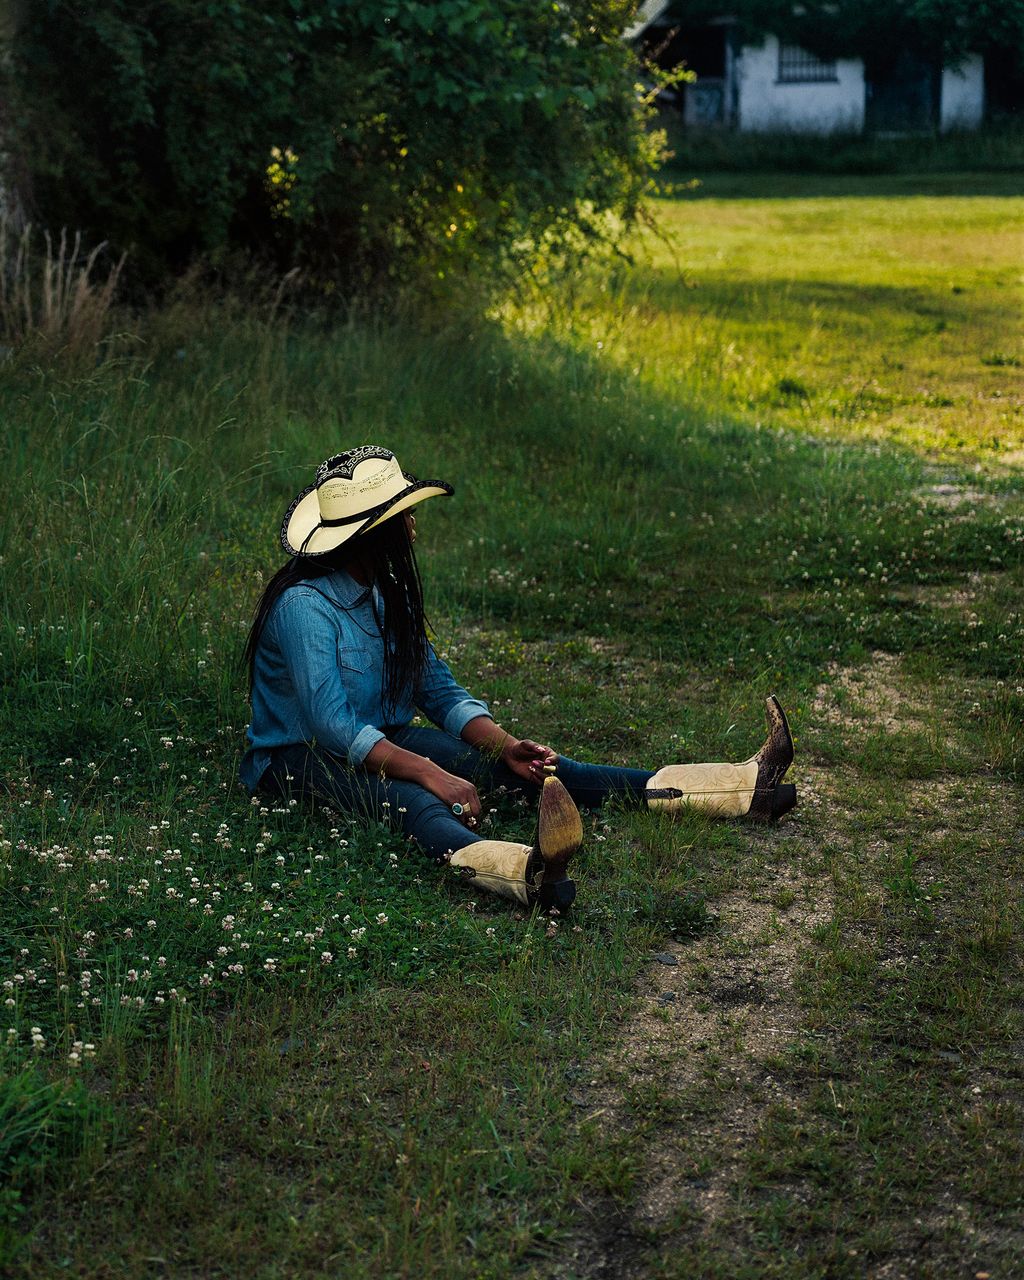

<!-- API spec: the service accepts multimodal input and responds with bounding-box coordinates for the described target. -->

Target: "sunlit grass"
[519,173,1024,457]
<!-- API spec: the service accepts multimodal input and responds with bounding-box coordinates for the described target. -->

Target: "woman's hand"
[421,765,482,829]
[501,737,559,786]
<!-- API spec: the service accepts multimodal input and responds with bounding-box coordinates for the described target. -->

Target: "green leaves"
[666,0,1024,67]
[11,0,659,294]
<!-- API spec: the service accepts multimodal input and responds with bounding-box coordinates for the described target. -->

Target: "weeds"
[0,219,124,361]
[0,1060,104,1248]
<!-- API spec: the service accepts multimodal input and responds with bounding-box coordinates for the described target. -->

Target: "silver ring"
[451,802,466,816]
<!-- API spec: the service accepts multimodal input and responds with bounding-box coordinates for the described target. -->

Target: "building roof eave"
[623,0,673,41]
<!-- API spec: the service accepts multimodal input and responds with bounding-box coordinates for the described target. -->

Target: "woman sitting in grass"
[241,446,796,911]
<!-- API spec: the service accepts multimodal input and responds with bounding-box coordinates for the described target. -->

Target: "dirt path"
[554,648,1023,1279]
[557,766,835,1277]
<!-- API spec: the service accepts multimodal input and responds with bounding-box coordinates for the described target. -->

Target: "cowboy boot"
[448,840,540,906]
[646,695,796,822]
[448,777,582,909]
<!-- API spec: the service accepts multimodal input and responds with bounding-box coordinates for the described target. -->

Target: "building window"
[778,43,838,83]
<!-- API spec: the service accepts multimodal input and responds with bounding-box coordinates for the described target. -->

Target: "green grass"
[1,174,1023,1276]
[659,122,1024,178]
[540,171,1024,458]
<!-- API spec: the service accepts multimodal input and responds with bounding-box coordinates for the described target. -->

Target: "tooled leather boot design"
[645,695,796,821]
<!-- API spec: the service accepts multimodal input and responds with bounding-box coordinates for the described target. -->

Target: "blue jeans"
[256,726,654,861]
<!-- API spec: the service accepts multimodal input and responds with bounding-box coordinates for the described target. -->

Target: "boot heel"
[772,783,797,818]
[537,878,577,911]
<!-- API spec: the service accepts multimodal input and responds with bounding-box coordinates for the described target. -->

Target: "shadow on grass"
[660,171,1024,201]
[2,299,1021,781]
[603,263,1008,333]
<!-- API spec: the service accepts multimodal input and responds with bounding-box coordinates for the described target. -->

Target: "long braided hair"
[243,514,429,720]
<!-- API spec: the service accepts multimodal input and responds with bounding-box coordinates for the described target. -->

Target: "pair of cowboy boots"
[448,695,796,909]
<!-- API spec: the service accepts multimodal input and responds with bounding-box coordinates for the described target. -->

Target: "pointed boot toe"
[536,776,583,873]
[529,776,582,910]
[757,695,795,785]
[747,695,797,821]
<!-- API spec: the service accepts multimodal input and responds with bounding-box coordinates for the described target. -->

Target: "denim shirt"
[240,569,491,794]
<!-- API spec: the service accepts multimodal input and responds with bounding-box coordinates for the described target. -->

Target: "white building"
[736,35,866,132]
[938,57,986,131]
[631,10,986,134]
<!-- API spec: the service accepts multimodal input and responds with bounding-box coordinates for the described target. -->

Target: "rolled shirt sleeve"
[346,724,387,767]
[272,592,386,766]
[416,644,492,737]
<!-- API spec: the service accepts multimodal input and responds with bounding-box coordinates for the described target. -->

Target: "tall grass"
[0,220,124,360]
[0,1057,105,1249]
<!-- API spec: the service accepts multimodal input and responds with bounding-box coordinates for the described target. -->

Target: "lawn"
[541,172,1024,458]
[1,173,1022,1278]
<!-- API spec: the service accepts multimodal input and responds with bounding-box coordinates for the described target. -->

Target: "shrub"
[5,1,666,295]
[658,120,1024,175]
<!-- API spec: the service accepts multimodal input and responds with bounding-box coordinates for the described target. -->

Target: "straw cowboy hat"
[280,446,453,557]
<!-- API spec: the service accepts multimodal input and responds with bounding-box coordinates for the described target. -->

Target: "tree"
[3,0,666,291]
[660,1,1024,69]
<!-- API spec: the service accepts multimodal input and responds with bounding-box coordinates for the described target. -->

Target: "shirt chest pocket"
[337,644,372,675]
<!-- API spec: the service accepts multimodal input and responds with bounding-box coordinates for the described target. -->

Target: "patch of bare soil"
[915,483,1002,511]
[811,648,936,733]
[557,763,838,1278]
[621,812,834,1236]
[558,648,1021,1279]
[893,570,1008,613]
